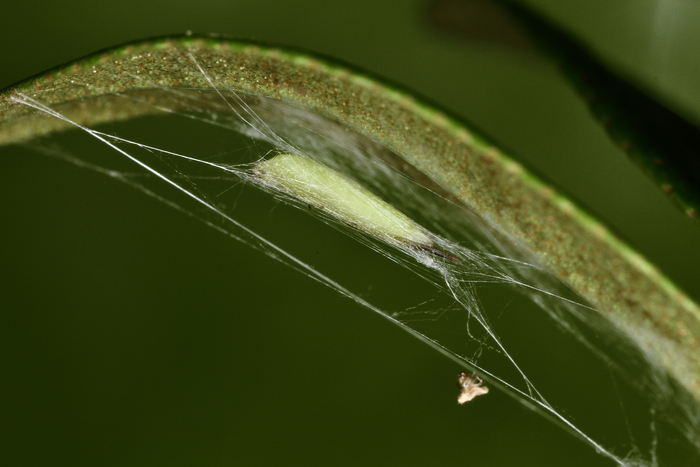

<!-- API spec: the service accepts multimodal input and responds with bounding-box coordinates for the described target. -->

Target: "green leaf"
[2,34,699,403]
[430,0,700,222]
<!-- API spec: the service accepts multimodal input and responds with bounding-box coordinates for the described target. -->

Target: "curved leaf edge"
[1,34,699,401]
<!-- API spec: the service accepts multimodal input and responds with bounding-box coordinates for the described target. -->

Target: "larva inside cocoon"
[251,153,434,250]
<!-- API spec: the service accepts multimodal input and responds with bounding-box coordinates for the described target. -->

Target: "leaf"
[429,0,700,222]
[1,34,699,402]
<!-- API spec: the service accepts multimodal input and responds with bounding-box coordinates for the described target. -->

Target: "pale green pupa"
[252,154,454,260]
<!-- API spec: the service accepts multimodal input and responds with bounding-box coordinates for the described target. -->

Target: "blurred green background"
[1,0,700,465]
